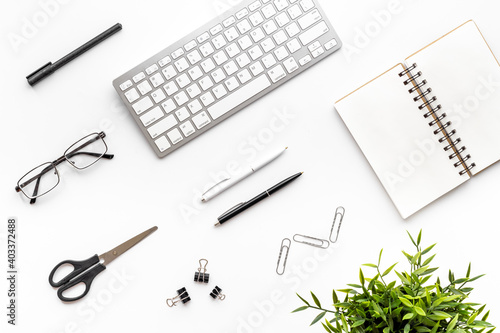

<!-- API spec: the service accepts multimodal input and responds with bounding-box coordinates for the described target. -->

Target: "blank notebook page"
[406,21,500,175]
[336,65,468,219]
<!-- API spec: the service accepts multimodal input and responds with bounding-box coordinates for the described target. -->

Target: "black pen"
[215,172,303,226]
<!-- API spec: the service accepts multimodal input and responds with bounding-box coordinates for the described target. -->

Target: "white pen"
[201,147,288,202]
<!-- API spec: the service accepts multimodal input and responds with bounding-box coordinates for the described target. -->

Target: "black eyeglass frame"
[15,132,114,204]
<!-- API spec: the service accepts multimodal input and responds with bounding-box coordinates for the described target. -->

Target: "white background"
[1,0,500,332]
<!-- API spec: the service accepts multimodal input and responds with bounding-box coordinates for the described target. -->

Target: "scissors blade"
[99,226,158,266]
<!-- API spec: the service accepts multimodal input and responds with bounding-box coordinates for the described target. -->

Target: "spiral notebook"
[335,20,500,219]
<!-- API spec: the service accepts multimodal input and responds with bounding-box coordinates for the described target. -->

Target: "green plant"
[294,230,495,333]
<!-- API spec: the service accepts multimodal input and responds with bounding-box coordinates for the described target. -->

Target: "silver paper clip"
[293,234,330,249]
[276,238,291,275]
[329,206,345,243]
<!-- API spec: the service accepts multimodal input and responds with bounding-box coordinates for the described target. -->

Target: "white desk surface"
[2,0,499,332]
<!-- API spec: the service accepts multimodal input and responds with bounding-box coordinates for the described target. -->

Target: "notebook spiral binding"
[399,63,476,176]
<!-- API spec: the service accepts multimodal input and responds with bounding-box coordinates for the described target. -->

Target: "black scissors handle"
[48,254,106,302]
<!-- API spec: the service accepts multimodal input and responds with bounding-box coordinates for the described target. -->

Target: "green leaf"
[407,231,417,247]
[399,297,414,308]
[404,323,411,333]
[446,314,459,333]
[430,311,452,320]
[310,311,326,326]
[466,262,471,278]
[430,322,440,333]
[382,263,398,277]
[332,289,339,304]
[422,243,436,255]
[363,263,378,268]
[403,313,415,320]
[322,322,333,333]
[352,319,366,328]
[468,312,479,325]
[423,254,436,266]
[292,306,309,313]
[297,293,310,306]
[311,292,322,308]
[341,313,349,332]
[415,306,426,316]
[412,252,421,265]
[468,274,486,282]
[482,310,490,321]
[359,268,365,285]
[417,229,422,246]
[379,249,383,266]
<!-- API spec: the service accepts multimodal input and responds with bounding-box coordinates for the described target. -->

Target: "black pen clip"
[219,202,246,217]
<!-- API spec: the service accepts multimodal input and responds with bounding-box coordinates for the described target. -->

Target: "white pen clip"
[201,177,231,201]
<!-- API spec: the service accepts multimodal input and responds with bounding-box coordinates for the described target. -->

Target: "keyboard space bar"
[208,74,271,120]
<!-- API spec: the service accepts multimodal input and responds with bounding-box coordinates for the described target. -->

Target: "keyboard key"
[238,35,253,50]
[250,61,265,76]
[249,45,264,60]
[213,35,227,49]
[285,22,300,37]
[311,46,325,58]
[214,51,229,66]
[167,128,183,144]
[192,111,211,129]
[148,114,177,139]
[299,54,312,66]
[187,50,202,65]
[225,43,241,58]
[224,77,240,92]
[249,12,264,26]
[188,66,203,80]
[155,136,171,153]
[274,45,290,61]
[274,0,289,11]
[308,41,321,52]
[174,91,189,106]
[263,20,278,35]
[211,68,226,83]
[236,53,251,68]
[299,21,329,45]
[151,88,167,103]
[208,74,271,120]
[161,99,176,113]
[224,27,239,42]
[283,57,299,73]
[175,107,190,122]
[237,69,252,84]
[140,106,164,126]
[236,8,249,19]
[197,32,210,43]
[188,99,203,114]
[133,72,146,83]
[138,80,153,95]
[176,73,191,88]
[201,92,215,106]
[187,83,202,98]
[299,0,314,12]
[162,65,177,80]
[180,121,196,137]
[261,38,276,53]
[119,80,132,91]
[298,9,321,29]
[287,5,302,19]
[172,48,185,59]
[200,42,215,57]
[237,19,252,34]
[150,73,165,88]
[250,28,266,42]
[201,58,216,73]
[325,38,338,50]
[159,56,172,67]
[146,64,159,75]
[223,16,236,27]
[273,30,288,45]
[174,58,190,72]
[133,96,154,115]
[249,1,262,11]
[184,40,197,52]
[199,76,214,90]
[125,88,140,103]
[213,84,228,99]
[224,61,239,75]
[286,38,301,53]
[262,4,277,19]
[262,54,277,68]
[210,24,223,35]
[268,64,286,83]
[164,81,179,96]
[276,12,290,27]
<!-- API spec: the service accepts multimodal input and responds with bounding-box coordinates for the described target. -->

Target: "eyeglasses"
[16,132,114,204]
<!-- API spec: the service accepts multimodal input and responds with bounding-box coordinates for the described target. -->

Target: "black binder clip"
[194,259,209,283]
[210,286,225,301]
[166,288,191,307]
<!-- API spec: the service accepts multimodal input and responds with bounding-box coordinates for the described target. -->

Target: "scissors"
[48,226,158,302]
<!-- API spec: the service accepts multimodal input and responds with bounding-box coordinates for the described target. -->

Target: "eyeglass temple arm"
[66,151,114,160]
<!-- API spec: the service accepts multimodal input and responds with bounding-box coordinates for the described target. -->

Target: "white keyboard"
[113,0,342,158]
